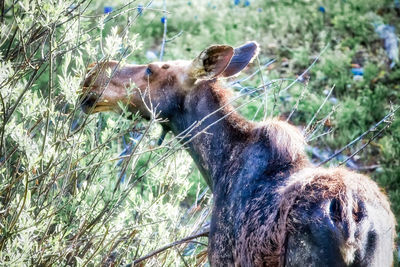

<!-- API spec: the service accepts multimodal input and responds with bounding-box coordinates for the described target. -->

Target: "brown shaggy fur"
[207,80,308,165]
[236,167,396,266]
[204,81,255,136]
[255,119,308,167]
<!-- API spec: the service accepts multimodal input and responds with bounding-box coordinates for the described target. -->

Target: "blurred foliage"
[0,0,399,265]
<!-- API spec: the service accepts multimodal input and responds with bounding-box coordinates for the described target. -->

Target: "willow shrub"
[0,1,210,266]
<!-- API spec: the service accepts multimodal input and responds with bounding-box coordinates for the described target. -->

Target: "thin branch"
[255,56,268,120]
[283,44,329,100]
[0,0,5,23]
[339,122,391,166]
[40,25,55,166]
[126,230,209,266]
[307,128,334,142]
[166,30,183,42]
[286,81,308,122]
[306,106,338,142]
[4,67,40,124]
[159,0,167,61]
[230,59,275,86]
[285,48,329,122]
[318,106,399,166]
[304,85,335,134]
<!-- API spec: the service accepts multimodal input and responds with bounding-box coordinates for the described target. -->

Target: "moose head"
[80,42,259,120]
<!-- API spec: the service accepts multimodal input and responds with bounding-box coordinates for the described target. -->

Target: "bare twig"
[306,106,338,142]
[339,122,391,166]
[230,59,275,86]
[303,85,335,134]
[159,0,167,61]
[255,56,268,120]
[126,230,209,266]
[283,44,329,100]
[40,25,55,168]
[318,106,399,166]
[307,128,334,142]
[166,30,183,42]
[286,82,308,122]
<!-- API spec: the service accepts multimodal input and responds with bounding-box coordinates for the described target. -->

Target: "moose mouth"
[80,94,113,114]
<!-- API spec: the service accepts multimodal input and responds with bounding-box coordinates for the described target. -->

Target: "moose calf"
[81,42,396,266]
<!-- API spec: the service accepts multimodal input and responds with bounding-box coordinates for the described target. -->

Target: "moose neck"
[167,80,254,190]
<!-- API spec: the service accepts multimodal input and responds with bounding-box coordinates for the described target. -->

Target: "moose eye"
[145,67,153,76]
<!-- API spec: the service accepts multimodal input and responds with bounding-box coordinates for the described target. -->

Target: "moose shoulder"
[80,42,396,266]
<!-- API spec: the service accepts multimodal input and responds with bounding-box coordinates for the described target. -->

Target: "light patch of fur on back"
[264,119,306,163]
[281,167,395,265]
[237,167,396,266]
[340,242,357,265]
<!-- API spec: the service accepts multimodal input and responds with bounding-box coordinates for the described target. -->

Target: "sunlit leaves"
[0,1,208,265]
[104,26,122,57]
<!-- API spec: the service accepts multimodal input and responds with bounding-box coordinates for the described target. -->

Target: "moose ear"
[189,45,234,80]
[222,41,259,77]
